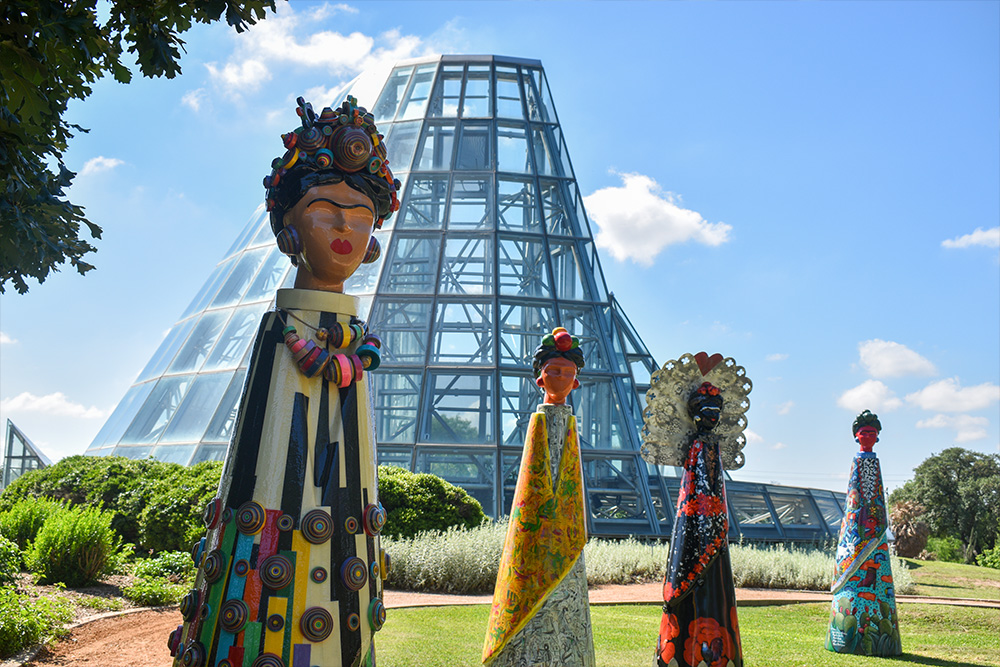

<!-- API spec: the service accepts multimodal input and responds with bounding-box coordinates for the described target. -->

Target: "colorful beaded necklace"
[279,309,381,387]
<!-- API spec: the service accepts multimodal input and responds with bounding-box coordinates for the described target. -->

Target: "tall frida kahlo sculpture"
[641,353,752,667]
[483,327,596,667]
[825,410,901,656]
[167,95,400,667]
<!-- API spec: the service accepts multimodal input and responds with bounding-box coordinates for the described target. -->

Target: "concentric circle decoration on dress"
[368,598,387,631]
[344,516,359,534]
[346,613,360,632]
[222,507,233,523]
[203,549,224,583]
[180,589,201,621]
[250,654,285,667]
[202,497,222,529]
[369,561,380,580]
[181,641,206,667]
[266,613,285,632]
[300,606,333,642]
[234,558,250,577]
[235,500,266,535]
[259,554,294,590]
[340,556,368,591]
[219,661,232,667]
[310,566,328,583]
[276,514,295,532]
[219,599,249,634]
[191,536,206,565]
[300,509,333,544]
[200,603,211,619]
[363,503,387,536]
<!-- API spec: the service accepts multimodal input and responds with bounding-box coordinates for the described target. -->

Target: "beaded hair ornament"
[532,327,585,378]
[640,352,752,470]
[264,95,401,234]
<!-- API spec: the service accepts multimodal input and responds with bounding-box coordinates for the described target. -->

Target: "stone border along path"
[4,586,997,667]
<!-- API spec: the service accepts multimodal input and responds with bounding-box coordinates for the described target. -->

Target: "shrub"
[122,577,187,606]
[890,500,930,558]
[384,521,507,593]
[378,465,486,539]
[132,550,195,583]
[25,505,127,586]
[925,536,965,563]
[0,496,65,550]
[0,535,20,584]
[0,587,72,658]
[137,461,223,553]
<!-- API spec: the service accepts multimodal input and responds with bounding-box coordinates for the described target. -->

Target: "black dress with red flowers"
[655,434,743,667]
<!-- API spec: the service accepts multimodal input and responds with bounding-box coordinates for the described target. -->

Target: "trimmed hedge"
[378,465,486,539]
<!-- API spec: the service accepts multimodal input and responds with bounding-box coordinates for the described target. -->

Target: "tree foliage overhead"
[888,447,1000,562]
[0,0,275,294]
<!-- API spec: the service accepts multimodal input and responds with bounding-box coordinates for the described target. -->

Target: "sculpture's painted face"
[856,425,879,452]
[285,181,376,292]
[688,384,723,433]
[536,356,580,405]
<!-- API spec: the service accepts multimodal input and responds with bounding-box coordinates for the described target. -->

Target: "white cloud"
[766,353,788,362]
[858,339,936,378]
[771,442,788,450]
[205,59,272,94]
[584,173,731,265]
[905,378,1000,412]
[182,88,207,111]
[0,332,15,345]
[838,380,903,412]
[78,156,124,177]
[942,226,1000,249]
[916,414,990,443]
[744,429,763,444]
[0,392,109,419]
[776,401,794,415]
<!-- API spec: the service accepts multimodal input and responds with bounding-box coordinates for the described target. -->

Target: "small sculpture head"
[853,410,882,452]
[532,327,585,405]
[688,382,723,433]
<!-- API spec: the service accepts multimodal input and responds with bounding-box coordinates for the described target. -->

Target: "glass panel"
[224,206,267,258]
[112,445,153,459]
[524,68,556,123]
[646,467,673,529]
[495,67,524,120]
[377,446,413,469]
[438,236,492,295]
[190,445,228,465]
[550,241,591,302]
[210,247,269,308]
[86,381,157,449]
[203,369,247,443]
[159,372,235,443]
[455,123,491,170]
[581,240,609,302]
[243,245,290,303]
[768,489,822,527]
[539,180,575,236]
[118,376,194,445]
[573,378,629,450]
[497,178,541,232]
[415,123,456,171]
[400,176,449,229]
[428,70,462,118]
[501,450,522,515]
[421,372,495,444]
[430,301,493,364]
[373,66,413,122]
[729,489,776,525]
[383,121,421,173]
[811,491,845,530]
[530,125,557,176]
[202,304,268,371]
[415,448,496,516]
[500,374,542,447]
[447,177,492,230]
[498,237,551,297]
[369,299,432,365]
[380,235,441,294]
[397,63,436,121]
[136,318,197,382]
[460,66,491,117]
[498,301,556,368]
[497,123,530,174]
[151,444,196,465]
[181,257,235,319]
[559,305,611,372]
[630,359,652,386]
[584,456,650,524]
[167,311,232,374]
[374,372,422,444]
[248,211,275,247]
[343,230,388,294]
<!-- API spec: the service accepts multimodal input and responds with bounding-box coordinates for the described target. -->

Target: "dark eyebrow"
[305,197,374,215]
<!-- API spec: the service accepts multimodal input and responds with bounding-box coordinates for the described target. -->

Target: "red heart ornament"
[694,352,723,376]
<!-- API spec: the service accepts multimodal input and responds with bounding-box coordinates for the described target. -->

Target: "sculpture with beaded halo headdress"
[640,352,753,470]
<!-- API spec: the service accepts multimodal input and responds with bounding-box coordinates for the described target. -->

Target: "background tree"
[889,447,1000,562]
[0,0,275,294]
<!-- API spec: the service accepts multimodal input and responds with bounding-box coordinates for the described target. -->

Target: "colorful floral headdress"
[531,327,585,378]
[264,96,400,233]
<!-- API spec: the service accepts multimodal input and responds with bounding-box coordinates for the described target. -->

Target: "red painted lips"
[330,239,353,255]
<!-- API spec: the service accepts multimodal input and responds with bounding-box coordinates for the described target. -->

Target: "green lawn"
[375,603,1000,667]
[902,558,1000,600]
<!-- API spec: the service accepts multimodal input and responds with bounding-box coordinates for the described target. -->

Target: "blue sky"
[1,1,997,495]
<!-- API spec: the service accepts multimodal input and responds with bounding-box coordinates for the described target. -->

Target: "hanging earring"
[275,227,302,257]
[362,236,381,264]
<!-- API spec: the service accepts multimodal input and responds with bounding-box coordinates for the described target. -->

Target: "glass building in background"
[84,55,845,540]
[2,420,52,490]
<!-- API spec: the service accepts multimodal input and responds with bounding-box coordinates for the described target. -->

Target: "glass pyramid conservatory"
[84,55,846,540]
